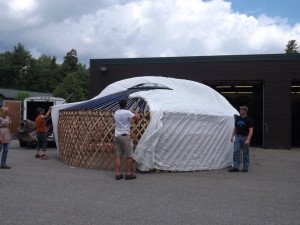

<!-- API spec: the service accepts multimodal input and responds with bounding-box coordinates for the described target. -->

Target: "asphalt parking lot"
[1,140,300,225]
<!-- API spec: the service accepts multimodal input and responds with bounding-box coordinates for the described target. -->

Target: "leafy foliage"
[11,43,34,90]
[285,40,299,54]
[0,51,13,87]
[53,73,86,103]
[16,91,30,107]
[0,43,90,102]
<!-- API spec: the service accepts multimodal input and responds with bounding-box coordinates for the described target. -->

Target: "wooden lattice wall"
[58,110,150,170]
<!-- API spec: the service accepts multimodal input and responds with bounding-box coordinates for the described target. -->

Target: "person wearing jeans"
[229,106,254,172]
[0,106,12,169]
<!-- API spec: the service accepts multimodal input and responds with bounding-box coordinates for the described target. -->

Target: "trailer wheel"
[19,141,27,147]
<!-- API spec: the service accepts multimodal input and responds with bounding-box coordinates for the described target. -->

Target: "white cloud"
[8,0,37,13]
[0,0,299,65]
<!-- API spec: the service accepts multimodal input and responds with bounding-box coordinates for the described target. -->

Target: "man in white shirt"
[114,99,140,180]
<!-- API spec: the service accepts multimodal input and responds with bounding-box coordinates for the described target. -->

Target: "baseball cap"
[36,107,45,112]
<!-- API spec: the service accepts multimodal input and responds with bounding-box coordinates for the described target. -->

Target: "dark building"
[90,54,300,149]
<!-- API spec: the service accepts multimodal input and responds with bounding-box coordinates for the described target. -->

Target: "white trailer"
[19,96,65,147]
[23,96,65,121]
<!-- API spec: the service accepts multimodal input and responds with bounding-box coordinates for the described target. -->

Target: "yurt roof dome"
[63,83,171,111]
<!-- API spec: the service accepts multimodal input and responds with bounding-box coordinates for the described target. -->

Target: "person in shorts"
[114,99,140,180]
[35,107,52,160]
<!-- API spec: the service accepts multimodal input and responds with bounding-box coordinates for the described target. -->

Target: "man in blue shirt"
[229,106,254,172]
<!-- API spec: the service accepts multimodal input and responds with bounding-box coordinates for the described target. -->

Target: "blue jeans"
[233,135,250,169]
[0,143,9,164]
[36,132,47,150]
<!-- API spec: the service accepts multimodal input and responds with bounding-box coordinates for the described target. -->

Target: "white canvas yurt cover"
[52,76,238,171]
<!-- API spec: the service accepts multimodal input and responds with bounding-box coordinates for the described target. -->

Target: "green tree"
[53,73,86,102]
[16,91,30,108]
[63,49,78,71]
[0,45,90,99]
[285,40,299,54]
[48,56,60,91]
[56,49,80,85]
[60,49,78,76]
[16,91,30,101]
[55,49,89,100]
[72,63,90,98]
[11,43,34,90]
[0,51,13,88]
[31,54,57,92]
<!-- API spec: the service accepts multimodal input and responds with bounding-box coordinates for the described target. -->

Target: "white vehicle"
[19,96,65,147]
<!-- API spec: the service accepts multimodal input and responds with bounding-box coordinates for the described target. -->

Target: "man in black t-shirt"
[229,106,254,172]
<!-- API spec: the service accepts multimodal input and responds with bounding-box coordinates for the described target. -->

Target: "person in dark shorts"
[35,107,52,160]
[114,99,140,180]
[229,106,254,172]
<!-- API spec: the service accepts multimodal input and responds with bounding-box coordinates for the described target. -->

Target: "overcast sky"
[0,0,299,66]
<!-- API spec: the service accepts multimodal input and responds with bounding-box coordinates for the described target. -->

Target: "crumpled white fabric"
[52,76,238,171]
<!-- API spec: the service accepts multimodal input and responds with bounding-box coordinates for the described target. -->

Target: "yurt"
[51,76,238,171]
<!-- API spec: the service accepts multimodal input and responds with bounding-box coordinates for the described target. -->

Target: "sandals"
[115,174,137,180]
[116,174,124,180]
[40,155,49,160]
[125,174,136,180]
[35,154,49,160]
